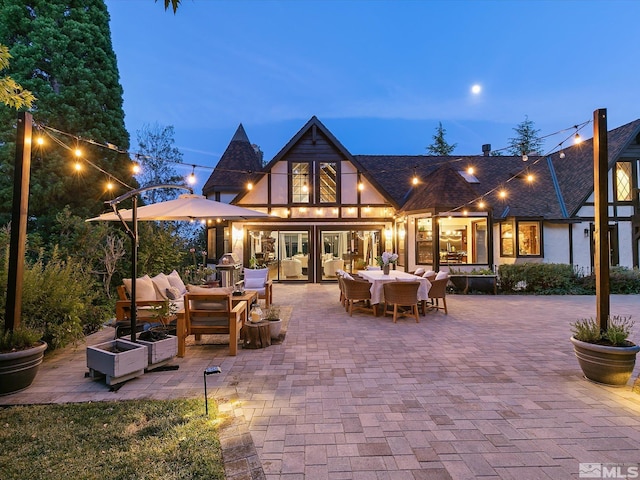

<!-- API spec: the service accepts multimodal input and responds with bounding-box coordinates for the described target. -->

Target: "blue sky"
[106,0,640,192]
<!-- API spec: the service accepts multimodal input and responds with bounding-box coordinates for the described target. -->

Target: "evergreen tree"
[426,122,456,155]
[135,123,184,205]
[508,116,543,157]
[0,0,135,234]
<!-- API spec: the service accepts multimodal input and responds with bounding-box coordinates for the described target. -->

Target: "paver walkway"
[3,284,640,479]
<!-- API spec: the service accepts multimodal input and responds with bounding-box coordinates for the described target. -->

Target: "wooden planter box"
[449,275,497,294]
[86,339,148,386]
[137,335,178,370]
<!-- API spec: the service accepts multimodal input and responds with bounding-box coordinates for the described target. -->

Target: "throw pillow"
[413,267,425,276]
[167,270,187,295]
[423,270,436,278]
[166,286,181,300]
[151,273,172,300]
[123,275,157,302]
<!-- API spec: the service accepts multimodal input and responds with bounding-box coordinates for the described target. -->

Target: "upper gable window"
[616,162,632,202]
[319,162,337,203]
[291,162,310,203]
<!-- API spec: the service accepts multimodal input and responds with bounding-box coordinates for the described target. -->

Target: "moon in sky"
[471,84,482,95]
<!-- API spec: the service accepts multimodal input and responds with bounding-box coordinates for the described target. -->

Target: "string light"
[412,165,419,185]
[478,199,485,209]
[467,166,474,175]
[187,165,196,185]
[358,181,364,191]
[132,163,140,174]
[247,181,253,190]
[74,161,82,172]
[574,132,582,144]
[526,173,534,183]
[498,190,507,199]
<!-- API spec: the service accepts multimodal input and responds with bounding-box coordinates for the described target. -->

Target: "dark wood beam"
[593,108,610,330]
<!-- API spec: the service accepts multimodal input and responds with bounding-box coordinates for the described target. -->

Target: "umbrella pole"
[130,196,138,343]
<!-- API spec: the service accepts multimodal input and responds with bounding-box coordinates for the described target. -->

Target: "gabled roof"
[550,119,640,217]
[202,124,263,196]
[401,164,484,212]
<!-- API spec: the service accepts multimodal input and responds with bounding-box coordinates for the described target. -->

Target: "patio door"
[318,228,383,281]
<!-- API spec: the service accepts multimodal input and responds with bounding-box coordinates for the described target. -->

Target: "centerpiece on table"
[376,252,398,275]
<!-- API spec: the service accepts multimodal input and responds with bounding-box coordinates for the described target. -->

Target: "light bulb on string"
[498,189,507,199]
[412,165,419,185]
[522,154,528,162]
[74,161,82,172]
[106,179,114,191]
[132,163,140,174]
[478,199,485,209]
[467,166,474,175]
[74,147,82,158]
[358,181,364,191]
[574,132,581,144]
[187,165,196,185]
[526,173,534,183]
[247,181,253,190]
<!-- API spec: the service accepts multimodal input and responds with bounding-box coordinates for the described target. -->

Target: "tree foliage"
[158,0,181,13]
[426,122,456,155]
[0,44,35,109]
[0,0,135,235]
[508,116,543,156]
[135,123,185,204]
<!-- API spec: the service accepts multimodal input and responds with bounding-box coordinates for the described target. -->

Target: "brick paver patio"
[2,284,640,479]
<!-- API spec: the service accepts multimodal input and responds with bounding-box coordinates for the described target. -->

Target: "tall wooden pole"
[593,108,610,331]
[4,112,32,332]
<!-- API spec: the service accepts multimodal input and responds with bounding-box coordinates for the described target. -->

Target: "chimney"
[482,144,491,156]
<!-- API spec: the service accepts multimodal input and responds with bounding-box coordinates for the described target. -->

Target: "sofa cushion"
[123,275,157,302]
[167,270,187,295]
[151,273,172,300]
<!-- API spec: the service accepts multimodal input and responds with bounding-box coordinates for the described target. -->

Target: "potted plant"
[137,299,178,370]
[0,327,47,395]
[376,252,398,275]
[448,267,498,295]
[570,315,640,386]
[263,305,282,340]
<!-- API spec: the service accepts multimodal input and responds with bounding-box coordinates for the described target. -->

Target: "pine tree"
[508,116,543,157]
[0,0,134,234]
[426,122,456,155]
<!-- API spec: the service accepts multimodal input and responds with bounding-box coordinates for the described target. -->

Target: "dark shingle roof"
[202,124,263,196]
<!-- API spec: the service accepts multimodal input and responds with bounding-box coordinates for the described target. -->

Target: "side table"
[241,321,271,349]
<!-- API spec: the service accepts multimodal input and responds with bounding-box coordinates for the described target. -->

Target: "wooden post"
[593,108,610,331]
[4,112,32,332]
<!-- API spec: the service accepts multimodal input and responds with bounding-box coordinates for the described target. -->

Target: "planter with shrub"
[570,315,639,386]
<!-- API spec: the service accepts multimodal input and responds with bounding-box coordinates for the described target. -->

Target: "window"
[436,216,488,265]
[415,218,433,264]
[517,221,541,256]
[319,162,337,203]
[616,162,632,201]
[292,162,310,203]
[500,222,514,257]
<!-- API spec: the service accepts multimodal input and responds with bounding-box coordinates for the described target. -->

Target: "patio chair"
[383,281,420,323]
[424,276,448,314]
[178,293,247,356]
[242,267,273,307]
[342,277,374,316]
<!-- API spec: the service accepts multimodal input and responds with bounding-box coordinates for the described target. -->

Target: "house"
[202,116,640,282]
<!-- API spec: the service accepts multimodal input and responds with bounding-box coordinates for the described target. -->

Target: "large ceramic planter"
[570,336,640,386]
[267,319,282,340]
[0,341,48,396]
[86,338,148,386]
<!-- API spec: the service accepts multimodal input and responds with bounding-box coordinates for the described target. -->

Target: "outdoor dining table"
[357,269,431,315]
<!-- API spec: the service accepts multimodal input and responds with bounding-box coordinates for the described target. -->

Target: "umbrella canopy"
[88,194,271,222]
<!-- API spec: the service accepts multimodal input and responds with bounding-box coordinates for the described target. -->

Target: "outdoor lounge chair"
[178,293,247,356]
[241,268,273,307]
[383,281,420,323]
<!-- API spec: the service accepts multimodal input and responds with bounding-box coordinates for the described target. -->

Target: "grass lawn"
[0,398,225,480]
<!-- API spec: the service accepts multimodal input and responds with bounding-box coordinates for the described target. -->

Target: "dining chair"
[342,277,374,316]
[424,276,448,314]
[382,281,420,323]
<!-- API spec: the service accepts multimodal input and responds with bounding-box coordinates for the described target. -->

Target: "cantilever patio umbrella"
[88,188,273,342]
[88,193,272,222]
